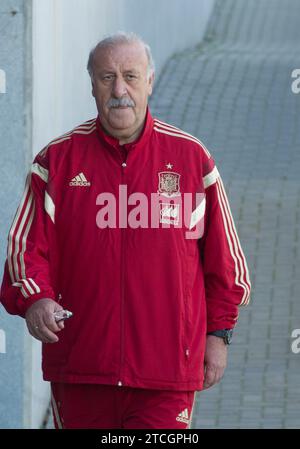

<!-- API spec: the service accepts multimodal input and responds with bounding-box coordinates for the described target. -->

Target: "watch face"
[225,330,233,344]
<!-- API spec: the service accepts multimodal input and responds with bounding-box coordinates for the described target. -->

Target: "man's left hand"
[203,335,228,389]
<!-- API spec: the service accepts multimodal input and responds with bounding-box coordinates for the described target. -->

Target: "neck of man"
[118,121,145,145]
[99,118,146,146]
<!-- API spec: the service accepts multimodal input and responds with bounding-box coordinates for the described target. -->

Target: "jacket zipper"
[118,153,127,387]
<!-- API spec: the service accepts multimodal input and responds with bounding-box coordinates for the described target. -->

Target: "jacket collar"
[95,105,154,153]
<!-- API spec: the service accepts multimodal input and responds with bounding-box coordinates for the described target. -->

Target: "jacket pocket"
[182,293,191,364]
[182,250,198,364]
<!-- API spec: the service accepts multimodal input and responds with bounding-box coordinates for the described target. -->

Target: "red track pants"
[51,382,196,429]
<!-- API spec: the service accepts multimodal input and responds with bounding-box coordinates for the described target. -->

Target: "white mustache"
[107,97,135,108]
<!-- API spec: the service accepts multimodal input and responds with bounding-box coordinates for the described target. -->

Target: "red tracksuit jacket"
[0,107,251,391]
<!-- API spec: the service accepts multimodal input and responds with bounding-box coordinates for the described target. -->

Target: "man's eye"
[126,74,137,80]
[103,75,114,81]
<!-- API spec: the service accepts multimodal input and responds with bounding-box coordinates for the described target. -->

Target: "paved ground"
[45,0,300,429]
[150,0,300,429]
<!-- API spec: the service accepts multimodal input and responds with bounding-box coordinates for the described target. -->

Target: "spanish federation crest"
[157,171,181,198]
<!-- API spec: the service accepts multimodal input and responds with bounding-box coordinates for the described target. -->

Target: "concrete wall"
[0,0,215,428]
[0,0,31,429]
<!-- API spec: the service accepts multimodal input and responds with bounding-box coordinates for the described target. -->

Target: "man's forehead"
[93,42,148,70]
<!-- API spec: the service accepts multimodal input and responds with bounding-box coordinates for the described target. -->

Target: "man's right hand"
[25,298,65,343]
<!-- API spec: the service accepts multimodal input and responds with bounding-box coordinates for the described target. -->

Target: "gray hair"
[87,31,155,81]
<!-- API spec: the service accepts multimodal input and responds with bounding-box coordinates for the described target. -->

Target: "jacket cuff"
[206,322,235,333]
[18,292,56,318]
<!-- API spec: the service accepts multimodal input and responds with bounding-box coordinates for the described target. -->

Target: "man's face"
[91,42,154,141]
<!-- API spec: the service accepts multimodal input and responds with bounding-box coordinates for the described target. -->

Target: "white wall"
[29,0,215,429]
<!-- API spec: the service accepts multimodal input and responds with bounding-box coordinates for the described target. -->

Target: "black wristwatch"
[207,328,233,345]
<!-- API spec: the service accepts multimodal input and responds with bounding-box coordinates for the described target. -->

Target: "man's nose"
[112,76,127,98]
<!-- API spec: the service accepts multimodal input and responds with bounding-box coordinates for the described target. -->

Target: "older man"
[0,32,251,429]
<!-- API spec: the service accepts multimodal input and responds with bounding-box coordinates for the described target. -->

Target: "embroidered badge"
[157,171,181,198]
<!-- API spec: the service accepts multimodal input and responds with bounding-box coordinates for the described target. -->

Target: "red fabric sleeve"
[0,157,56,318]
[200,159,251,333]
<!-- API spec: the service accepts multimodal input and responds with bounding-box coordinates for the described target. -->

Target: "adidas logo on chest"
[69,172,91,187]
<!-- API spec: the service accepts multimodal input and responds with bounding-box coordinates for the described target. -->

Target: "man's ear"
[148,72,155,96]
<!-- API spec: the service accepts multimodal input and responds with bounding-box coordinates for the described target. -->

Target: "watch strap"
[207,328,233,344]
